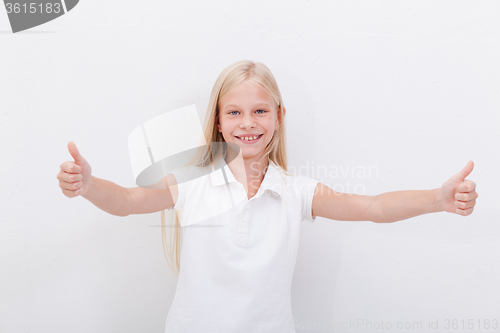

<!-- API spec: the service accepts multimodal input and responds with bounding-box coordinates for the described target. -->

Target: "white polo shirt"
[165,159,319,333]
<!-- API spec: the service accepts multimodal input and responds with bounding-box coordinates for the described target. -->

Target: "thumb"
[67,141,88,166]
[450,160,474,184]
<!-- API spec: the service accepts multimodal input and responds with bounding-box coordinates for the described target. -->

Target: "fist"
[439,160,478,216]
[57,141,92,198]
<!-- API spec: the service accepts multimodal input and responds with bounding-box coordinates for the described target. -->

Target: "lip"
[235,133,262,137]
[235,134,263,144]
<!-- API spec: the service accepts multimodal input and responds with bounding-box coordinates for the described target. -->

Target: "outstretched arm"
[312,160,478,223]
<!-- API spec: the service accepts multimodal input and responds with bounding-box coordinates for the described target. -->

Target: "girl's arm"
[312,161,478,223]
[81,175,132,216]
[58,141,176,217]
[82,174,177,217]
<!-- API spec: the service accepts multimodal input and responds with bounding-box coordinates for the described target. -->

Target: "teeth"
[240,135,259,141]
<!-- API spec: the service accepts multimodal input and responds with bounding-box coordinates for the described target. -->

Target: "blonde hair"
[161,60,291,277]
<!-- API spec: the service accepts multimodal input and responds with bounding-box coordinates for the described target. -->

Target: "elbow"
[371,215,389,223]
[372,212,399,223]
[368,195,383,223]
[113,210,130,217]
[371,210,397,223]
[369,195,395,223]
[372,218,395,223]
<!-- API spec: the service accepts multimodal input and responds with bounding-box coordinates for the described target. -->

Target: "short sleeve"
[168,169,185,214]
[168,165,209,214]
[298,176,320,223]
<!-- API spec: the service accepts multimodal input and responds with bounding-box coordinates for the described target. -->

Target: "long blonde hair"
[161,60,290,277]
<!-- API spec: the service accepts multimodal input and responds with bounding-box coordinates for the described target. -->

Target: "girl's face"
[217,79,282,161]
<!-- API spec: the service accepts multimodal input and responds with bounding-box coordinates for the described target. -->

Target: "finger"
[68,141,88,166]
[62,188,82,197]
[455,199,475,210]
[62,173,83,183]
[455,191,478,201]
[450,160,474,184]
[60,161,81,174]
[457,180,476,193]
[61,188,75,197]
[456,206,474,216]
[61,181,82,191]
[57,171,82,182]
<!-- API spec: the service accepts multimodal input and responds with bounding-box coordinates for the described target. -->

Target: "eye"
[228,109,267,115]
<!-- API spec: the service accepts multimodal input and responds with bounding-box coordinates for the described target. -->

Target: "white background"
[1,1,499,332]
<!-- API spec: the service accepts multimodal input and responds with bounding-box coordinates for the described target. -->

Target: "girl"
[57,60,478,333]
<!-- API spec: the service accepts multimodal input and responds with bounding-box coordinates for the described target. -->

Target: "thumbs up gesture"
[437,160,478,216]
[57,141,93,198]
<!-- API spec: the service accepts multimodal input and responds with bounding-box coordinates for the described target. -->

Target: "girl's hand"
[437,160,478,216]
[57,141,93,198]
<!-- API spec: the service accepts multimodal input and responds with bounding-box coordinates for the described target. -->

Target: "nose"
[239,112,256,129]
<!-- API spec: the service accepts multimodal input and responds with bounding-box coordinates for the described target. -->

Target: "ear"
[216,118,222,132]
[276,106,286,126]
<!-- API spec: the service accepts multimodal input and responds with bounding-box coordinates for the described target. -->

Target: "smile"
[235,134,263,144]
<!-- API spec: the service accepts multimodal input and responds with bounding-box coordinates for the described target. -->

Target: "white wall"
[1,1,499,332]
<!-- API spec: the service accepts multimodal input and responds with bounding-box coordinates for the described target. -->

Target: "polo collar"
[209,159,285,198]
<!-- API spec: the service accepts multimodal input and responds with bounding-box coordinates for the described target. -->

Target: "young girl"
[57,60,478,333]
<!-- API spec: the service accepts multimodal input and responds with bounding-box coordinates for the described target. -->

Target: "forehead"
[220,80,275,109]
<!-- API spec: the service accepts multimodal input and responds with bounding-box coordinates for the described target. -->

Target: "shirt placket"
[235,205,249,246]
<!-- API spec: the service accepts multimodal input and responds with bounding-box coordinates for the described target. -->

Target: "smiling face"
[217,79,282,163]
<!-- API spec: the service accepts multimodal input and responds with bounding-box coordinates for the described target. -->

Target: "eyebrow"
[223,103,272,110]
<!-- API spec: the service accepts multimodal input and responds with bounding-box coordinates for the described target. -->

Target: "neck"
[243,155,269,181]
[226,152,270,188]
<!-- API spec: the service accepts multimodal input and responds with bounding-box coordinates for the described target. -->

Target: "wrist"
[433,188,444,213]
[81,175,95,199]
